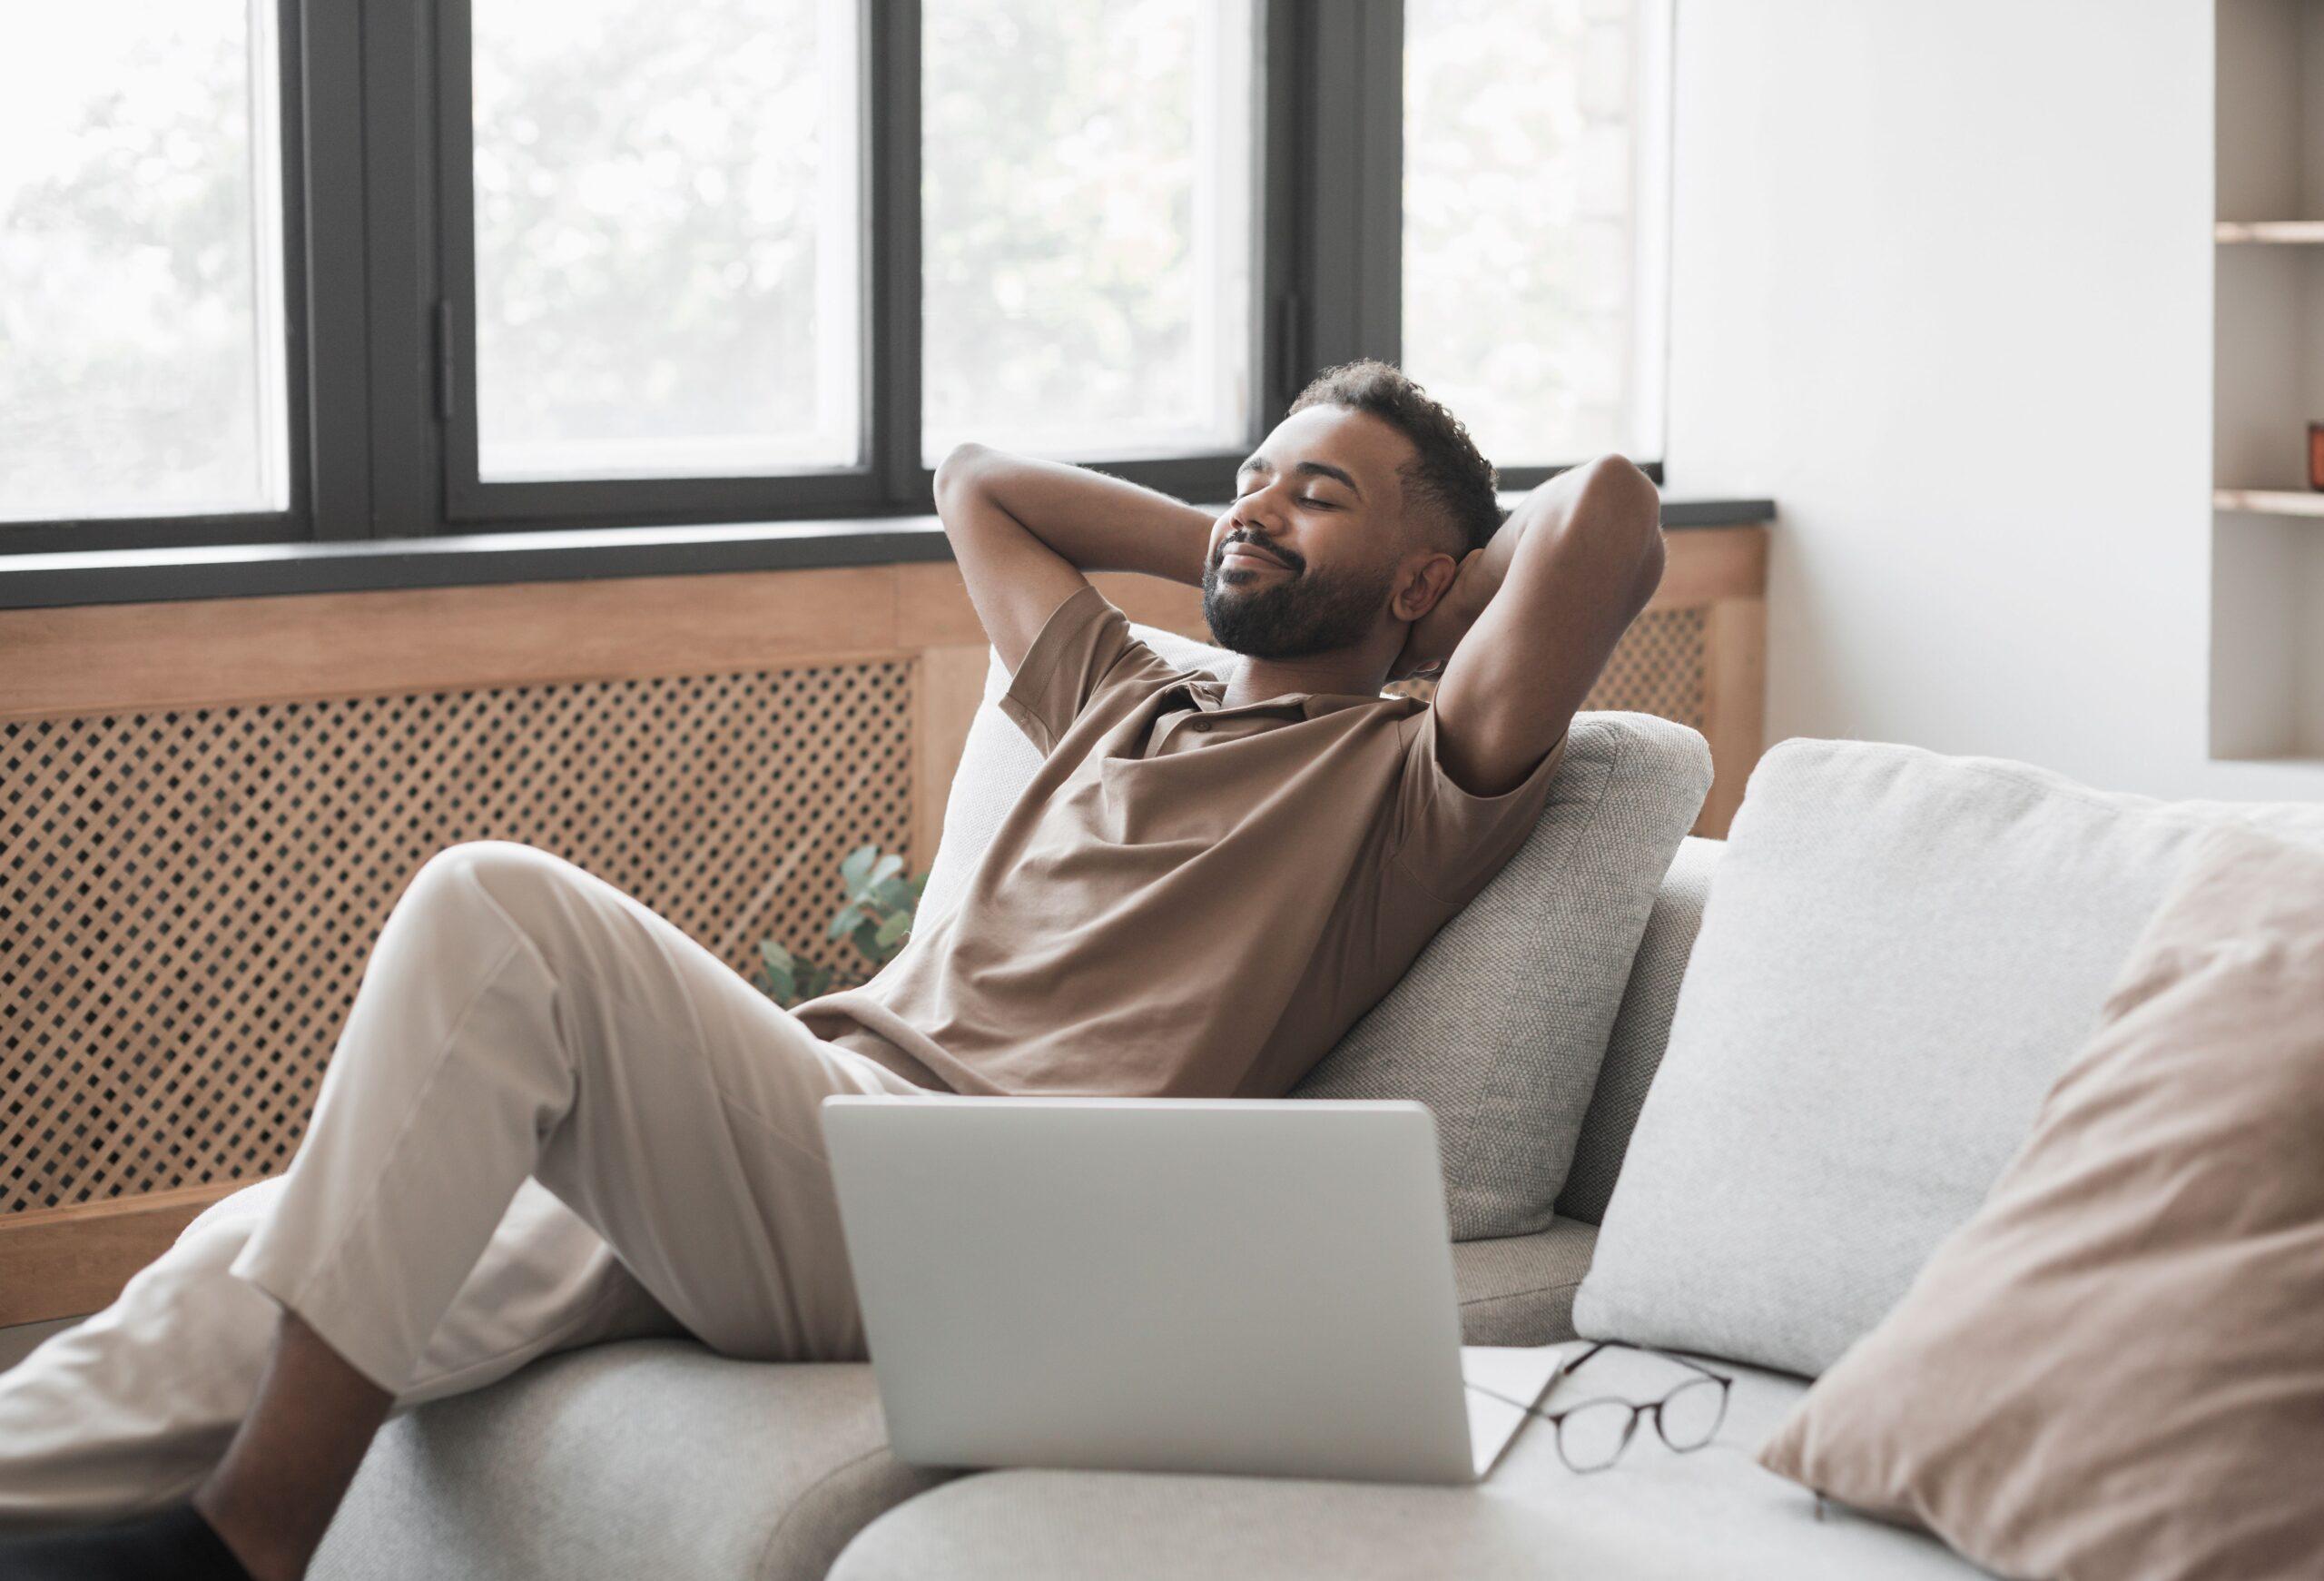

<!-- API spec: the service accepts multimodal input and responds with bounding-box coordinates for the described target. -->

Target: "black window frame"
[3,0,1661,561]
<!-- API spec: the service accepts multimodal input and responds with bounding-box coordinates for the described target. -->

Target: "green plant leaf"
[841,845,877,890]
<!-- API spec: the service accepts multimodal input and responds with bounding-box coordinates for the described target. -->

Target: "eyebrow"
[1236,452,1364,501]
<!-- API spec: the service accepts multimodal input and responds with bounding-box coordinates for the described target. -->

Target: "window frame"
[0,0,322,556]
[432,0,892,525]
[1,0,1662,564]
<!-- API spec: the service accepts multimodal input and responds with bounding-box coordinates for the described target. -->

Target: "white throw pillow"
[922,618,1711,1239]
[1573,737,2324,1376]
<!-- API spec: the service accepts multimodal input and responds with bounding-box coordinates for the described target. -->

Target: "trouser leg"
[0,836,921,1527]
[227,837,927,1394]
[0,1175,681,1531]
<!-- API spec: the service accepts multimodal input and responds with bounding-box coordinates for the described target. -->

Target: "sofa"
[313,827,1945,1581]
[305,626,2324,1580]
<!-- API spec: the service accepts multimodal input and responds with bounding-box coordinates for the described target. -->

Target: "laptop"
[819,1093,1568,1486]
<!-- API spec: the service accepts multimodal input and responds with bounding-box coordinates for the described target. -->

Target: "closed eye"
[1233,480,1337,509]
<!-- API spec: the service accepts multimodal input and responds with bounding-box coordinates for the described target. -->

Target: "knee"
[405,843,621,979]
[178,1176,290,1250]
[408,839,581,914]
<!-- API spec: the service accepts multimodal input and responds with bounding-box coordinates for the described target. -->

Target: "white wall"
[1662,0,2324,802]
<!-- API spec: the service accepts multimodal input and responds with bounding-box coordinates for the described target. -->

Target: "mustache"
[1220,537,1293,568]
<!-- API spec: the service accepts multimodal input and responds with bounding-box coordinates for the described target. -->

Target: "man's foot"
[0,1503,257,1580]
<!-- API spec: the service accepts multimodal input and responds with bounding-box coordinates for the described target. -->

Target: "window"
[470,0,863,482]
[921,0,1258,464]
[1,2,1668,558]
[1403,0,1671,467]
[1,0,290,524]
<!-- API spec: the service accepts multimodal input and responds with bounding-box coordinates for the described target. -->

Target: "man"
[0,358,1662,1579]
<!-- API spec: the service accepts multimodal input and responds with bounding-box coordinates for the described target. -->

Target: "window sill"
[0,498,1774,611]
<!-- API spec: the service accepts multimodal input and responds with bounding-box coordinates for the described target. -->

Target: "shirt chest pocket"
[1096,750,1254,849]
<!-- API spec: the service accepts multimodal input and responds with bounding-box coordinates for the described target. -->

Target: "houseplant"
[753,843,928,1008]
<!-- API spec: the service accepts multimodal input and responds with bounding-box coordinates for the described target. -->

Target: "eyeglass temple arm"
[1462,1381,1569,1424]
[1463,1341,1737,1422]
[1463,1341,1659,1414]
[1564,1340,1617,1377]
[1576,1339,1735,1387]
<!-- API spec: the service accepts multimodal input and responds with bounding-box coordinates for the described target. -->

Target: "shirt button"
[1190,719,1211,732]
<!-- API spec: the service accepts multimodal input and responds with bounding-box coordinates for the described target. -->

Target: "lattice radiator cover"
[1581,606,1709,728]
[2,664,912,1216]
[1392,605,1709,730]
[5,606,1710,1221]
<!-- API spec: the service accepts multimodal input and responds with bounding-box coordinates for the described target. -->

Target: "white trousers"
[0,840,930,1528]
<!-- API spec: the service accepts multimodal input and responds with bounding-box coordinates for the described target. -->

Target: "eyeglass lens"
[1555,1398,1640,1472]
[1654,1376,1728,1451]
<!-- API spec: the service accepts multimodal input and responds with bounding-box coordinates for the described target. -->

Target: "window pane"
[1403,0,1670,465]
[922,0,1257,465]
[0,1,290,522]
[472,0,862,481]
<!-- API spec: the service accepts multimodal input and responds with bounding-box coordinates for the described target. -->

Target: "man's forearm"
[933,443,1213,588]
[1466,457,1664,615]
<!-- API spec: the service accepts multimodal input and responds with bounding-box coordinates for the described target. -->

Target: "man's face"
[1202,404,1424,661]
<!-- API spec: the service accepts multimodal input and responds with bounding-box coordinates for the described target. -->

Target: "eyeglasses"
[1470,1339,1734,1474]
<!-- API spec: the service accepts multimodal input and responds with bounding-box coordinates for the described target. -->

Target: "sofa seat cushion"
[1452,1218,1596,1346]
[310,1341,955,1581]
[826,1344,1996,1580]
[303,1228,1594,1581]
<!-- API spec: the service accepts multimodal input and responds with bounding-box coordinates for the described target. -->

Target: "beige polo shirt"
[789,580,1566,1099]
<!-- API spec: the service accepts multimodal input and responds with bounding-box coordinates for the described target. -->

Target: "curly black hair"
[1285,358,1502,559]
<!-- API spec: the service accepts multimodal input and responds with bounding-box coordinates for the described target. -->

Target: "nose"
[1231,481,1291,533]
[1224,508,1285,554]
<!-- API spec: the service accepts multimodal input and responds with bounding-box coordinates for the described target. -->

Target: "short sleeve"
[996,582,1175,756]
[1389,705,1569,905]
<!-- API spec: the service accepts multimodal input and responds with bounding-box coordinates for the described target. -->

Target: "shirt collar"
[1173,670,1390,721]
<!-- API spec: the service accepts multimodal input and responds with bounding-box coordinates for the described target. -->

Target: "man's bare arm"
[935,443,1213,588]
[1423,456,1666,796]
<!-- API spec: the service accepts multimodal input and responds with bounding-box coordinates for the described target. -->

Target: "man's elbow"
[932,440,990,499]
[1571,455,1663,589]
[1574,453,1659,531]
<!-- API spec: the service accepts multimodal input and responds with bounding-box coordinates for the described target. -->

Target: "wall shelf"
[2215,219,2324,242]
[2213,488,2324,516]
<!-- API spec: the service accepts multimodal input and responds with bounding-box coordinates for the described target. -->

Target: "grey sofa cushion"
[1286,714,1709,1238]
[310,1342,955,1581]
[824,1346,1995,1581]
[923,624,1710,1240]
[1574,739,2324,1378]
[1555,836,1722,1226]
[1450,1218,1598,1346]
[307,1237,1593,1581]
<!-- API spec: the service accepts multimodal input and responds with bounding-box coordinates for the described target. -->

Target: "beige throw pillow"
[1758,820,2324,1580]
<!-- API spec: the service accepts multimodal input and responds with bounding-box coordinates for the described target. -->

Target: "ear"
[1394,544,1467,622]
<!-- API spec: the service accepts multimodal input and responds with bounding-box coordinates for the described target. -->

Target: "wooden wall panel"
[1701,597,1771,837]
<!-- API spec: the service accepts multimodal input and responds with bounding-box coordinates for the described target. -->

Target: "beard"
[1201,549,1397,660]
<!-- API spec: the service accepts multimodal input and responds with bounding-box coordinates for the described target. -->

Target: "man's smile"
[1223,544,1289,571]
